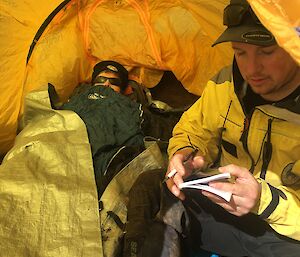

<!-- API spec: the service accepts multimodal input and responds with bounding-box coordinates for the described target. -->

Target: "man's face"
[232,42,300,101]
[94,70,122,93]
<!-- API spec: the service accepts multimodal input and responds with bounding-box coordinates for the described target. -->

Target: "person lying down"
[61,60,181,198]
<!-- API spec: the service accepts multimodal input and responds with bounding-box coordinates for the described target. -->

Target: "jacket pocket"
[221,139,238,158]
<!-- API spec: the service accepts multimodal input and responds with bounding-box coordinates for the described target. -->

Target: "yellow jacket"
[168,64,300,241]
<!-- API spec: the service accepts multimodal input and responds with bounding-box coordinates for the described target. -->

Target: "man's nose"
[103,80,110,86]
[247,56,263,75]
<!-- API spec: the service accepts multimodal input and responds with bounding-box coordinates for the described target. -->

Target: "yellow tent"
[1,0,299,156]
[0,0,234,156]
[0,0,299,256]
[1,0,300,157]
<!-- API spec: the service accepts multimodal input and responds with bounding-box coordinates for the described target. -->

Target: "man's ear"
[122,85,134,95]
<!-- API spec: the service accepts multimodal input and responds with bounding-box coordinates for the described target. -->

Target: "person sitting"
[122,0,300,256]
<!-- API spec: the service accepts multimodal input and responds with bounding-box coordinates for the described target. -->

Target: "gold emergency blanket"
[0,88,167,257]
[0,89,102,257]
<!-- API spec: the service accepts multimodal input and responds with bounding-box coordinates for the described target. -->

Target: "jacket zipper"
[260,118,273,179]
[239,110,255,173]
[241,107,275,177]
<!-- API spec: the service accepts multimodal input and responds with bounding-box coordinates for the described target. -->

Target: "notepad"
[179,172,232,202]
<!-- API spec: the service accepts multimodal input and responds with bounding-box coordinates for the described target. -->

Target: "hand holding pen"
[163,147,199,184]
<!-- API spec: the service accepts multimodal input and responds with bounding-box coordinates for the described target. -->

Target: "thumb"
[191,155,205,169]
[219,164,249,179]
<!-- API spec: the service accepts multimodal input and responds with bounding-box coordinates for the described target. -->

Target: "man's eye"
[261,50,274,55]
[235,51,245,57]
[260,46,277,55]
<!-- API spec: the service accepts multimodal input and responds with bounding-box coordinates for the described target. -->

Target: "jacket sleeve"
[255,162,300,241]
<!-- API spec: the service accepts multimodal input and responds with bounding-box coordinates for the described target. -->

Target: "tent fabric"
[249,0,300,65]
[0,0,66,156]
[0,88,102,257]
[0,0,233,156]
[0,0,299,156]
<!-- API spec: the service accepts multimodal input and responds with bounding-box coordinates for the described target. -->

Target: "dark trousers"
[182,190,300,257]
[123,170,300,257]
[123,169,182,257]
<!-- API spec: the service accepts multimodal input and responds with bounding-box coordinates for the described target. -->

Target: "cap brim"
[212,25,276,47]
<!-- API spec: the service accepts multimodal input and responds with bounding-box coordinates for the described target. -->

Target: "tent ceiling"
[0,0,299,156]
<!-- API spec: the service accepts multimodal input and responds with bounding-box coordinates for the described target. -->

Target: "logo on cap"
[242,30,274,43]
[106,65,118,72]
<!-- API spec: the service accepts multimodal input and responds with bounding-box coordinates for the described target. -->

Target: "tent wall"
[0,0,65,155]
[249,0,300,65]
[0,0,233,156]
[0,0,299,156]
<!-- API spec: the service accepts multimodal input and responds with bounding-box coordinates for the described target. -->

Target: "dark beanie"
[92,60,129,90]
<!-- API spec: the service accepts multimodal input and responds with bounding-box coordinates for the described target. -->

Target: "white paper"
[179,172,232,202]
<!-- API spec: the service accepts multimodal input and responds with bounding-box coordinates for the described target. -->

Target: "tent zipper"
[26,0,72,63]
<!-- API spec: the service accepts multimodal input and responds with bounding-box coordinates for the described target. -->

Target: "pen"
[183,148,199,165]
[162,168,177,183]
[162,148,199,184]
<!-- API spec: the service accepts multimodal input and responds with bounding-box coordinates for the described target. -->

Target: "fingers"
[191,155,205,169]
[217,164,261,200]
[219,164,250,180]
[166,161,260,216]
[165,149,207,201]
[208,180,236,196]
[166,151,191,180]
[172,171,184,188]
[167,156,185,176]
[204,169,261,216]
[167,179,185,201]
[164,167,185,198]
[202,190,248,216]
[165,150,205,201]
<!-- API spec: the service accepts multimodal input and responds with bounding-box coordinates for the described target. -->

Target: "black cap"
[213,0,276,46]
[92,60,129,90]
